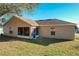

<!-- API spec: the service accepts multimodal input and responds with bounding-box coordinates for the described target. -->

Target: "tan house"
[3,15,76,40]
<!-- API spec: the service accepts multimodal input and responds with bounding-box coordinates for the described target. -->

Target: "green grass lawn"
[0,34,79,56]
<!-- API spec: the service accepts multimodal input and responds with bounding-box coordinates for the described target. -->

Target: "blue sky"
[21,3,79,27]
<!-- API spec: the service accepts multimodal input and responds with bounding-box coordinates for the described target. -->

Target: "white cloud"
[66,20,79,27]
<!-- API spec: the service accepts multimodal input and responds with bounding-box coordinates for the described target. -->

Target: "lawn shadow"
[0,35,70,46]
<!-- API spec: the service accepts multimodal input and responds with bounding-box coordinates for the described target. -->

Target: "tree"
[0,3,39,25]
[0,3,38,17]
[2,18,7,23]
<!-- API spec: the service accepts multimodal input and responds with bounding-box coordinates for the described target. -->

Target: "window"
[51,31,55,35]
[50,27,55,35]
[9,27,13,34]
[18,27,29,36]
[9,30,13,34]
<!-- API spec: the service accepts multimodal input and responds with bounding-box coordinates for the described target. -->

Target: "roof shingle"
[36,19,76,26]
[4,15,38,26]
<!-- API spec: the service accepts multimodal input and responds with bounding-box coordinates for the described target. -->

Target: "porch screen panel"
[18,27,29,36]
[18,27,23,35]
[24,27,29,36]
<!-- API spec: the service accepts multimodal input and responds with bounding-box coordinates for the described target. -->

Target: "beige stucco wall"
[3,16,75,40]
[38,26,53,38]
[3,17,33,38]
[55,25,75,40]
[39,25,75,40]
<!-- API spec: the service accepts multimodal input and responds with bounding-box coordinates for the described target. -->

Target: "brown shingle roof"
[36,19,76,26]
[4,15,38,26]
[4,16,76,26]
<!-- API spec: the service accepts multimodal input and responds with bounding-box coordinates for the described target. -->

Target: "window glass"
[9,27,13,34]
[9,30,13,34]
[51,31,55,35]
[50,27,55,35]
